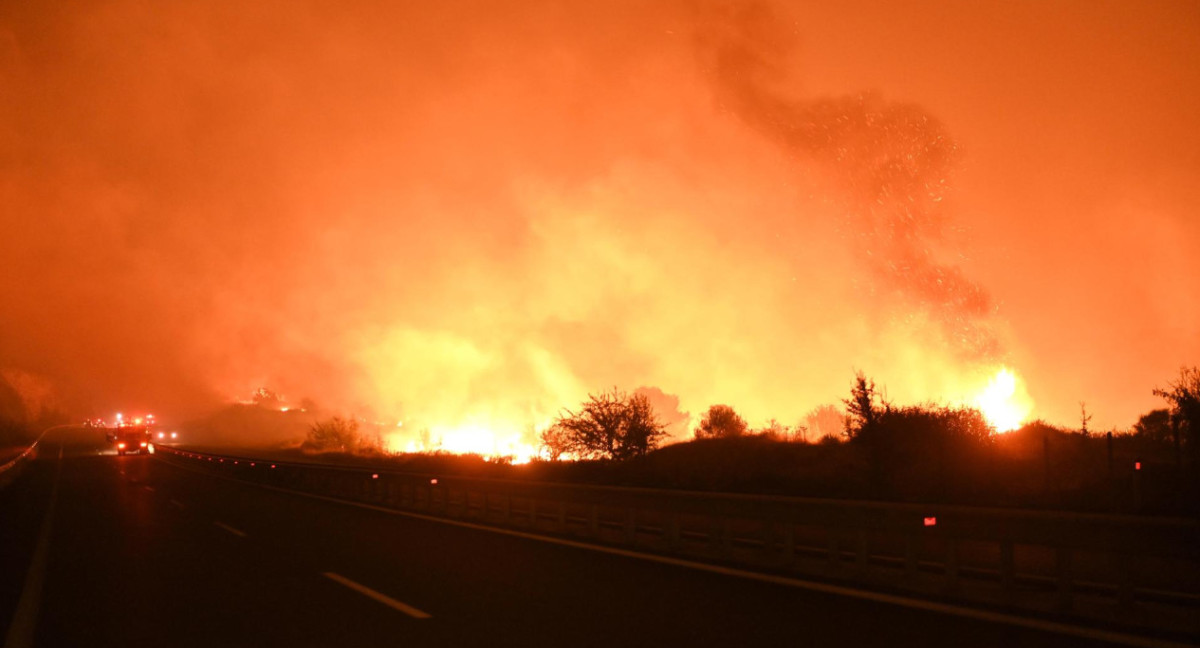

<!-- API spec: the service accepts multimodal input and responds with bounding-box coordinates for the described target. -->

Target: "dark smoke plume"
[694,1,1000,362]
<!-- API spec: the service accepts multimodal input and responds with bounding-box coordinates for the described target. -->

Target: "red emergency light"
[923,517,937,527]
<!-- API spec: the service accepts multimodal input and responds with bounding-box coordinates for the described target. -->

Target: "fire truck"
[106,425,153,456]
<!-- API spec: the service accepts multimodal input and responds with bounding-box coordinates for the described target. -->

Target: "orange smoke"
[1,0,1197,443]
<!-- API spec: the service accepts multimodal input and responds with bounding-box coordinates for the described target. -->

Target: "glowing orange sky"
[1,0,1197,436]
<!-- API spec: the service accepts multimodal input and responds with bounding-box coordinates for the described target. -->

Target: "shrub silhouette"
[695,404,749,439]
[304,416,380,454]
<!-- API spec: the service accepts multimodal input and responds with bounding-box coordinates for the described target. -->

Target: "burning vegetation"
[1,1,1197,473]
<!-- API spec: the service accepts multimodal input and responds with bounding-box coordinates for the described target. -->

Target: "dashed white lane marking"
[143,486,155,492]
[170,499,184,509]
[322,572,431,619]
[213,521,246,538]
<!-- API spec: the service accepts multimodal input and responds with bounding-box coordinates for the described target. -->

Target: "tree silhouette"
[842,371,888,440]
[542,388,667,461]
[1134,408,1173,444]
[695,404,748,439]
[1153,367,1200,464]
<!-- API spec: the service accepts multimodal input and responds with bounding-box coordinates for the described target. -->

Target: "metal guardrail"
[0,436,43,490]
[155,445,1200,640]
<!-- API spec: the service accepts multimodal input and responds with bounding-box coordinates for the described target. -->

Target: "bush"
[695,404,748,439]
[303,416,380,454]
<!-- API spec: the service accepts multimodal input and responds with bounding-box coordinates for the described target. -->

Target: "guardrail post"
[856,524,869,576]
[557,501,567,532]
[943,538,960,594]
[1116,553,1134,609]
[1000,540,1015,601]
[666,512,681,552]
[827,527,840,568]
[780,522,794,564]
[624,509,636,546]
[588,505,599,537]
[501,493,511,525]
[761,521,776,559]
[1056,547,1073,611]
[711,517,732,558]
[904,533,917,578]
[529,499,539,529]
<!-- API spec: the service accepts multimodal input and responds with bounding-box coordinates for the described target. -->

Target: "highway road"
[0,427,1147,647]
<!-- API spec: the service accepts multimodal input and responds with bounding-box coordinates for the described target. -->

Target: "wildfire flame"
[384,420,540,464]
[975,367,1032,433]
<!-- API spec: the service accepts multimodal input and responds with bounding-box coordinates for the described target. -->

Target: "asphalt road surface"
[0,427,1138,647]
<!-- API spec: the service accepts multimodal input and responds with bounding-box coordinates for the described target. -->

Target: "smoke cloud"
[2,0,1197,440]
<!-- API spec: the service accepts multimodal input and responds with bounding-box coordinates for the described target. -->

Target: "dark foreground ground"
[0,427,1145,647]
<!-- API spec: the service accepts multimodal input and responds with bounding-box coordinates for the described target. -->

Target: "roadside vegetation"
[0,375,65,452]
[302,416,383,455]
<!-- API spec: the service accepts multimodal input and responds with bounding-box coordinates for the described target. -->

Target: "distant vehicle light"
[923,517,937,527]
[430,478,438,485]
[157,432,164,439]
[1135,462,1142,470]
[170,432,177,439]
[372,473,379,479]
[140,442,147,447]
[270,464,276,469]
[118,442,126,449]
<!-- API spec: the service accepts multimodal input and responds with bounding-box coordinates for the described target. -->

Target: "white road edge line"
[158,455,1191,648]
[213,521,246,538]
[322,572,431,619]
[3,445,64,648]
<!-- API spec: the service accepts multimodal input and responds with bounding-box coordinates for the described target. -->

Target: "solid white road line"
[158,455,1191,648]
[3,445,64,648]
[322,572,431,619]
[213,521,247,538]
